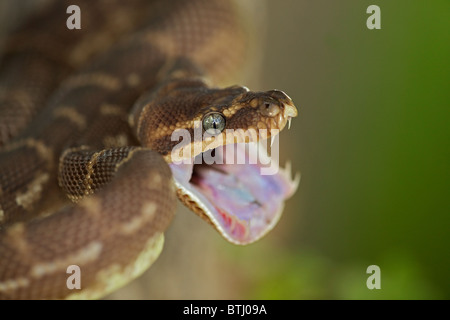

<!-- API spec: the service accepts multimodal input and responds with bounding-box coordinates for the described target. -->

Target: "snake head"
[132,82,299,245]
[222,88,297,137]
[168,86,299,245]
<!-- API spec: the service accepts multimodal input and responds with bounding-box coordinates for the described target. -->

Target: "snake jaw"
[284,103,298,118]
[169,141,299,245]
[165,90,299,245]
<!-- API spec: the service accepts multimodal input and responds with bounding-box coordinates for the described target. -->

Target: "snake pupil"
[203,112,226,135]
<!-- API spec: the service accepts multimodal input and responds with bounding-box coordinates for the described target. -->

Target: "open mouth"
[169,141,299,245]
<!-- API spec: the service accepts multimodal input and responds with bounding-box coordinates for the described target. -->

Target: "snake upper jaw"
[279,101,297,132]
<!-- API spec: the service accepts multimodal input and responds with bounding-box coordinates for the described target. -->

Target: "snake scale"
[0,0,299,299]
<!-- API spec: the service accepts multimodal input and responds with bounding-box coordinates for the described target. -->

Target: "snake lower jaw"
[169,141,299,245]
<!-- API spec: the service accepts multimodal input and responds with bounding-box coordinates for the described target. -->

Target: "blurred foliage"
[232,246,443,299]
[221,0,449,300]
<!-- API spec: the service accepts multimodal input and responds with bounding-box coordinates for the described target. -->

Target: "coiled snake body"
[0,0,298,299]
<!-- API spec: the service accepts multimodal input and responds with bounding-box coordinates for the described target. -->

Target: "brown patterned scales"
[0,0,298,299]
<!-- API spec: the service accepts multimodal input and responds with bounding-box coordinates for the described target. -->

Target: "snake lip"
[169,141,299,245]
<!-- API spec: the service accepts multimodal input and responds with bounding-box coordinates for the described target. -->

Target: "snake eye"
[202,112,226,135]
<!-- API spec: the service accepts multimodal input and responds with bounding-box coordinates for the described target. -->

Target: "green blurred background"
[234,0,449,299]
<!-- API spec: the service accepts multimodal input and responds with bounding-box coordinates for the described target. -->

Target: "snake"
[0,0,299,299]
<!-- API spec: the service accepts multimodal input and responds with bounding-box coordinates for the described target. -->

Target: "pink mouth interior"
[169,142,298,245]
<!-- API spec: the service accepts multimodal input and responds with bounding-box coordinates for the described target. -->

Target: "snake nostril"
[260,102,280,117]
